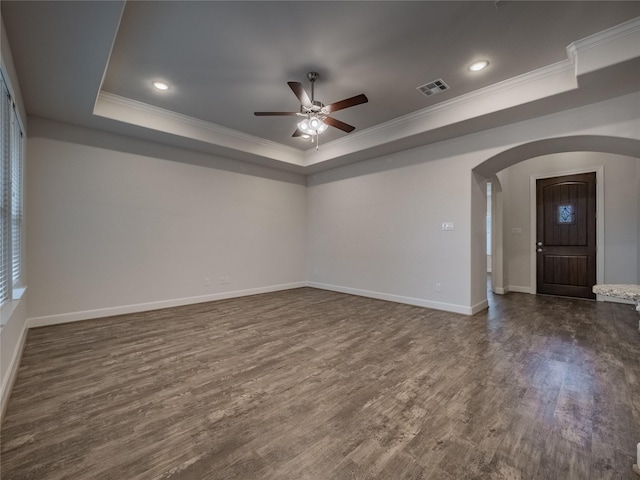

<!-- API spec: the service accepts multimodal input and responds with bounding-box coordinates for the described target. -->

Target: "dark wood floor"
[1,287,639,479]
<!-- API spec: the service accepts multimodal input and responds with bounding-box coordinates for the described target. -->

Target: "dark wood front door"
[536,172,596,299]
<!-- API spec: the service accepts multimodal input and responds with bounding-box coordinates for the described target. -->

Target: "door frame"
[490,176,505,294]
[528,166,604,297]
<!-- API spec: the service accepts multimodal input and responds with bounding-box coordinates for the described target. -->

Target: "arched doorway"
[471,135,640,308]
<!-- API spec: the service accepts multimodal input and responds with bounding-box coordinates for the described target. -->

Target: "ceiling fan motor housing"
[301,100,325,114]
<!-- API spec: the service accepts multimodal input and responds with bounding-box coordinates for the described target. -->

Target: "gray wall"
[26,119,308,322]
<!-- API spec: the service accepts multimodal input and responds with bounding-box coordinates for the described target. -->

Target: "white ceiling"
[2,1,639,173]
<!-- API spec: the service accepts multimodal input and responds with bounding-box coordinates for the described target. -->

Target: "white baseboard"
[1,320,28,423]
[508,285,532,294]
[471,299,489,315]
[493,286,509,295]
[27,282,307,329]
[307,282,476,315]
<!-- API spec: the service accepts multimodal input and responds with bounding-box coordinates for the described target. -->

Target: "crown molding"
[307,18,640,164]
[324,60,574,152]
[567,16,640,59]
[94,16,640,172]
[96,90,302,152]
[95,54,576,169]
[305,58,576,165]
[95,90,305,165]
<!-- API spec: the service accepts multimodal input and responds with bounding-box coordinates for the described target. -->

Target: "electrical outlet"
[435,283,442,292]
[204,277,210,286]
[220,276,230,285]
[441,222,454,231]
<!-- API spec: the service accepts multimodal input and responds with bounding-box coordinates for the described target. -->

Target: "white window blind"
[0,77,10,306]
[0,72,24,308]
[11,101,23,286]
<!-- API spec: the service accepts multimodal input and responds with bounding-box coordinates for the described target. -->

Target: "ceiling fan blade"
[288,82,312,107]
[325,94,368,113]
[254,111,299,116]
[324,116,356,133]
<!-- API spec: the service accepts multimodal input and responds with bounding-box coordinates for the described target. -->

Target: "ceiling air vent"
[417,79,450,97]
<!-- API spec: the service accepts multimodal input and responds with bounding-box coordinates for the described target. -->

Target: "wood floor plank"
[1,287,639,479]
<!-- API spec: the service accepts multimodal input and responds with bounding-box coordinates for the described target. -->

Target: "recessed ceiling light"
[152,81,170,91]
[468,60,489,72]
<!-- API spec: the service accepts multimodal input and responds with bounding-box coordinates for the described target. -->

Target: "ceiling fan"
[254,72,368,147]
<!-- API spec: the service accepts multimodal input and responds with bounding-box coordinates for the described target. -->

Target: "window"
[557,204,574,224]
[1,72,24,308]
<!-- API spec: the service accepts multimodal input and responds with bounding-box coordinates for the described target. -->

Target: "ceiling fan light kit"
[255,71,368,149]
[298,116,328,136]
